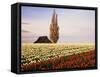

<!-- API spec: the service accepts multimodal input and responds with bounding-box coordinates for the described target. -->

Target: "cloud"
[22,22,30,25]
[21,29,39,43]
[22,29,30,33]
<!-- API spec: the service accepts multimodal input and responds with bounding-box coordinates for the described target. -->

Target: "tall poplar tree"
[50,9,59,43]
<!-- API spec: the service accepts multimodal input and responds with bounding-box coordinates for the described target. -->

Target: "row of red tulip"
[21,50,95,72]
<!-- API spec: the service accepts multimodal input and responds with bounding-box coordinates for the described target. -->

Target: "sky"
[21,6,95,43]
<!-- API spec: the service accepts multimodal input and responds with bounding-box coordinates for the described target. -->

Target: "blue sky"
[21,6,95,43]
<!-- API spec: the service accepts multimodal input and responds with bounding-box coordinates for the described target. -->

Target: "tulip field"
[21,43,95,72]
